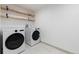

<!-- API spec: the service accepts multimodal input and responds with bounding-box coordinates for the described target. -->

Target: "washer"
[25,25,41,46]
[3,26,25,54]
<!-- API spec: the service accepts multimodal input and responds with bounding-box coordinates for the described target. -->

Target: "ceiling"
[17,4,48,12]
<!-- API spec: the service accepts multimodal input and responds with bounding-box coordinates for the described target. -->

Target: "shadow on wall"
[0,31,3,54]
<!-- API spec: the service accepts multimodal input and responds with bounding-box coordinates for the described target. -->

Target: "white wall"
[35,5,79,53]
[2,17,27,28]
[1,18,35,30]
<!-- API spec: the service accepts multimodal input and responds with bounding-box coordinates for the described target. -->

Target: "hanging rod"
[0,15,28,20]
[1,6,35,17]
[0,15,35,21]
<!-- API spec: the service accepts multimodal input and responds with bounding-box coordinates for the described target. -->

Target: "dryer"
[3,26,25,54]
[25,25,41,46]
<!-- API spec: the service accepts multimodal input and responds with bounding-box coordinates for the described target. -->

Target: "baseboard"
[41,41,74,54]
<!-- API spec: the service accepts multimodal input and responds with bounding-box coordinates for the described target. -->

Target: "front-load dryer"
[3,26,25,54]
[25,26,41,46]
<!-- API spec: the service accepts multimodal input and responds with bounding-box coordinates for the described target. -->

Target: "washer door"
[32,30,40,41]
[5,33,24,50]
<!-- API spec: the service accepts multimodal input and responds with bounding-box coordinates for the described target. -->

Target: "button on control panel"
[20,30,24,31]
[15,30,17,32]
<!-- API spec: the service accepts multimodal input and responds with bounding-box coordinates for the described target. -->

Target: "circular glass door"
[32,30,40,41]
[5,33,24,50]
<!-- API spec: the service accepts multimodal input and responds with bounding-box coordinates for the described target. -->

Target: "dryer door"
[32,30,40,41]
[5,33,24,50]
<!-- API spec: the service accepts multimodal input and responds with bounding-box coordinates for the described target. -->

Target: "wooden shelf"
[1,6,35,17]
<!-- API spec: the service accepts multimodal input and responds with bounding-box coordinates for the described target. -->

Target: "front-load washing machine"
[3,26,25,54]
[25,26,41,46]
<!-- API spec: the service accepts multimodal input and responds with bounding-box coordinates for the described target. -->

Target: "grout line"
[41,41,74,54]
[18,49,25,54]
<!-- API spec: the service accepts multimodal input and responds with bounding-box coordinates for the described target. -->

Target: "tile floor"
[22,42,67,54]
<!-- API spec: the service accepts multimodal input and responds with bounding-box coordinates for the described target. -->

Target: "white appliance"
[3,26,25,54]
[25,24,41,46]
